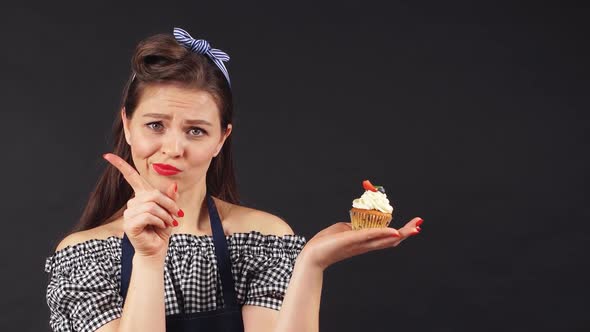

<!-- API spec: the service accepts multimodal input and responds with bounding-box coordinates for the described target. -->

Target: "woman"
[44,27,423,332]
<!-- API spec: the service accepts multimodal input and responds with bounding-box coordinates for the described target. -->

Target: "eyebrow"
[142,113,213,126]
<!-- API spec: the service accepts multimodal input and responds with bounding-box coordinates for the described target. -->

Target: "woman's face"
[121,84,231,192]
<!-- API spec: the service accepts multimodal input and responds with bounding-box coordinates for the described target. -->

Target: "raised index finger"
[103,153,149,192]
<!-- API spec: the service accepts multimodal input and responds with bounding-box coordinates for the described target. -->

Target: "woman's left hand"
[300,217,423,271]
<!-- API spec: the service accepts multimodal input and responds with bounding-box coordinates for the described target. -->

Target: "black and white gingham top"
[44,231,307,332]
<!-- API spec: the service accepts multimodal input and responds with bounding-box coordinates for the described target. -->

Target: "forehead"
[135,84,219,121]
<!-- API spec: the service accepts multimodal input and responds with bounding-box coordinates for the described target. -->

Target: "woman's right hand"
[103,153,182,259]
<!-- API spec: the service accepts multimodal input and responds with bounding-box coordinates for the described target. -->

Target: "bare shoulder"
[217,199,294,237]
[241,207,295,236]
[55,218,124,252]
[55,231,89,252]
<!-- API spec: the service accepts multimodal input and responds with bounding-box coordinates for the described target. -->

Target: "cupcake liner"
[349,209,393,230]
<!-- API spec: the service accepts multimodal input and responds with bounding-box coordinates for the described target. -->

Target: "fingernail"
[174,183,178,193]
[392,232,400,237]
[102,153,108,159]
[416,218,424,227]
[178,209,184,217]
[416,226,421,232]
[173,219,179,227]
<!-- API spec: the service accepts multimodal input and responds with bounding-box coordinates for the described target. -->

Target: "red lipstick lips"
[152,163,182,176]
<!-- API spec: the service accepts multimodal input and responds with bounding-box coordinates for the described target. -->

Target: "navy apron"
[120,194,245,331]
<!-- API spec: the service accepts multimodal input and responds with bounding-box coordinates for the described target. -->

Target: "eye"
[189,127,207,137]
[146,121,164,132]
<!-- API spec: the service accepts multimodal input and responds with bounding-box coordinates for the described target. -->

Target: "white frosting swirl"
[352,190,394,213]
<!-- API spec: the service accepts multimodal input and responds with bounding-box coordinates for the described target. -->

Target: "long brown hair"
[71,32,238,233]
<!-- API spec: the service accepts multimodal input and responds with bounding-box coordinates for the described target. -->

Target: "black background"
[1,1,588,331]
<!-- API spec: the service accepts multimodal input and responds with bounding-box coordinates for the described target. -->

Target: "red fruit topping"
[362,180,377,192]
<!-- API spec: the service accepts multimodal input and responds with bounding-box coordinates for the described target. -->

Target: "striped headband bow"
[131,27,232,86]
[173,27,231,86]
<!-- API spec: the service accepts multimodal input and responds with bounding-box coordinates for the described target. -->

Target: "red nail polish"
[174,183,178,193]
[178,209,184,217]
[416,218,424,227]
[173,220,179,227]
[392,232,400,237]
[416,226,421,232]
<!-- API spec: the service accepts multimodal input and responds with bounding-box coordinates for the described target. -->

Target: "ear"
[214,124,232,157]
[121,107,131,146]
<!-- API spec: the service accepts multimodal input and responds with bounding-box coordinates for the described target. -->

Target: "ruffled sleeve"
[229,232,307,310]
[44,237,123,332]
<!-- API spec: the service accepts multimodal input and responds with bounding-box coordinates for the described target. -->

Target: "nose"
[161,129,184,158]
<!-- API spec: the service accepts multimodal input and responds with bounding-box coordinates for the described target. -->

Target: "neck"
[171,179,211,235]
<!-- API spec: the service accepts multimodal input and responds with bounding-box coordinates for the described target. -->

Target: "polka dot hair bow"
[173,27,231,86]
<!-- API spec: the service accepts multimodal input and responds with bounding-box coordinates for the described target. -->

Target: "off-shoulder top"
[44,231,307,332]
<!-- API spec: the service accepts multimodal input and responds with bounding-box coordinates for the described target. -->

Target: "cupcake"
[350,180,394,230]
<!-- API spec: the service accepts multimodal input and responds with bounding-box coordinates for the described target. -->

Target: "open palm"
[304,218,423,270]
